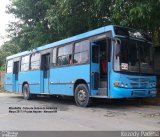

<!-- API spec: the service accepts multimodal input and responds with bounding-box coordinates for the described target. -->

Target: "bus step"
[98,88,107,96]
[91,95,109,98]
[100,81,107,88]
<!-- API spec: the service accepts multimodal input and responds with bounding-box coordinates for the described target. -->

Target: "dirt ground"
[0,92,160,131]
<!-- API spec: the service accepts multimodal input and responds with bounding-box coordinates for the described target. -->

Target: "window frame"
[73,39,90,65]
[50,38,92,68]
[57,44,73,66]
[52,48,57,66]
[50,33,112,69]
[20,54,30,72]
[30,52,41,71]
[6,59,13,74]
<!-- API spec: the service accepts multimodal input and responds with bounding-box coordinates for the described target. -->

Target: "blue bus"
[4,25,157,107]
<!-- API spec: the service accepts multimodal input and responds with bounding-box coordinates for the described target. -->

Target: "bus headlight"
[120,83,128,88]
[125,84,128,88]
[121,83,124,87]
[150,83,153,88]
[114,82,128,88]
[152,83,156,87]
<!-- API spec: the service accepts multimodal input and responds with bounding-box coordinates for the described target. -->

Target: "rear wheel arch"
[74,79,89,92]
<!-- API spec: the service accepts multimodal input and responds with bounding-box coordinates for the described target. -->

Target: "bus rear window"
[6,60,13,73]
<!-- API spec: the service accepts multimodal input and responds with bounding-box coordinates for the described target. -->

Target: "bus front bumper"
[111,87,157,98]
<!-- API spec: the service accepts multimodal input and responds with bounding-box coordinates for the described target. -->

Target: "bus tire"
[23,84,31,100]
[74,84,92,107]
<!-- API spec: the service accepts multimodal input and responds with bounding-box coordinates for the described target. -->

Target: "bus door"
[13,61,19,92]
[91,43,100,95]
[91,38,109,96]
[41,53,50,93]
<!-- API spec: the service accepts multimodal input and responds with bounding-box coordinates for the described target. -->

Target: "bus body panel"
[4,25,157,101]
[14,74,19,93]
[4,73,14,92]
[19,70,41,94]
[109,71,157,98]
[41,70,50,94]
[49,64,90,96]
[111,87,157,98]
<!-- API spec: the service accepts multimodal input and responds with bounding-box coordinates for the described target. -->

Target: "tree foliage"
[111,0,160,45]
[6,0,113,50]
[0,42,20,70]
[0,0,159,68]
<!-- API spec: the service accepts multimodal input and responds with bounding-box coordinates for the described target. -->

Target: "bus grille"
[128,78,149,83]
[130,83,139,88]
[140,83,148,88]
[129,78,149,89]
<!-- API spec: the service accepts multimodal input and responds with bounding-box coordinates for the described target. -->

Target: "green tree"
[111,0,160,46]
[46,0,112,38]
[7,0,55,50]
[5,0,160,52]
[0,42,20,70]
[6,0,113,51]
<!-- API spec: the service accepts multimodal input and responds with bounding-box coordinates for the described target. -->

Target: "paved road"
[0,92,160,131]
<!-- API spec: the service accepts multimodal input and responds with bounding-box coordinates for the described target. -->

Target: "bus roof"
[6,25,114,60]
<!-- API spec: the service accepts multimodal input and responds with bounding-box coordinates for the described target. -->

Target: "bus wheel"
[23,84,31,100]
[74,84,92,107]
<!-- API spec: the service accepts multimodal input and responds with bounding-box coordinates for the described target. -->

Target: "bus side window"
[73,40,89,64]
[6,60,13,73]
[21,55,30,71]
[30,53,40,70]
[52,48,57,66]
[57,44,73,66]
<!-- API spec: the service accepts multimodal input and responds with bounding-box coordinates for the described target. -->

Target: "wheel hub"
[78,89,87,102]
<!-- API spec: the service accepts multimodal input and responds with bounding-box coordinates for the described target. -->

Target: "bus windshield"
[114,37,154,74]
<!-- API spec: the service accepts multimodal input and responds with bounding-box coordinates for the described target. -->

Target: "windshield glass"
[114,26,152,42]
[114,37,154,74]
